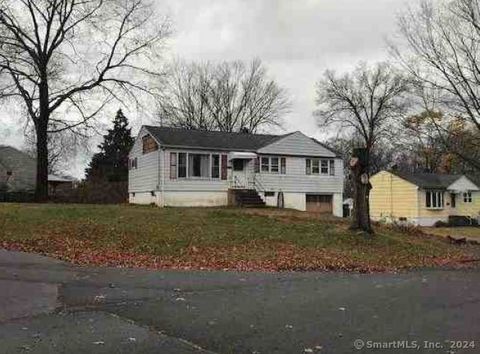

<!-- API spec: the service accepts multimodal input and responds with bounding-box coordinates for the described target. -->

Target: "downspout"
[415,186,420,225]
[161,148,166,207]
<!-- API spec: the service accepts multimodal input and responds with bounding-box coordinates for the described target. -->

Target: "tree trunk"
[35,77,50,202]
[35,120,49,202]
[350,148,373,234]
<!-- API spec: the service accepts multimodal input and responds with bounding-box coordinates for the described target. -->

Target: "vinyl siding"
[418,190,480,218]
[128,127,160,193]
[370,171,419,220]
[456,191,480,217]
[418,190,455,219]
[256,157,344,193]
[257,131,336,157]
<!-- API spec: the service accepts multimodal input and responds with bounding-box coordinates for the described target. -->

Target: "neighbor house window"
[426,191,444,209]
[463,192,473,203]
[306,158,335,176]
[211,154,220,179]
[280,158,286,174]
[142,135,158,154]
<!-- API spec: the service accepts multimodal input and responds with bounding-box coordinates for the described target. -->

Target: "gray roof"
[393,171,464,189]
[144,126,290,151]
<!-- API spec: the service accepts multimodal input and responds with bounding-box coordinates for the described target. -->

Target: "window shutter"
[280,158,286,174]
[221,154,228,180]
[170,152,177,179]
[254,157,260,173]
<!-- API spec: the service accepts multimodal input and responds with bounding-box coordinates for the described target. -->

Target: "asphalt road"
[0,250,479,354]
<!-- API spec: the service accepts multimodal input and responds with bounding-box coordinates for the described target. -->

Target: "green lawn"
[0,203,474,272]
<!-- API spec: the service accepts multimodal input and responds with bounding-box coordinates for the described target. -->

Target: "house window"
[312,160,320,174]
[233,159,244,171]
[142,135,158,154]
[129,158,138,170]
[270,158,279,173]
[264,191,275,197]
[321,160,329,174]
[178,153,187,178]
[261,157,269,172]
[463,192,473,203]
[171,152,223,179]
[329,160,335,176]
[211,154,220,179]
[306,158,334,176]
[426,191,444,209]
[189,154,210,178]
[260,157,286,174]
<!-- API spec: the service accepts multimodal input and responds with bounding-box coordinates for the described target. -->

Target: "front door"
[232,159,248,188]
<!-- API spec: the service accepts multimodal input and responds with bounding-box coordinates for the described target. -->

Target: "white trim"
[228,152,257,160]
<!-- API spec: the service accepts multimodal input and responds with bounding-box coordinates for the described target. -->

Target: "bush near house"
[0,204,475,272]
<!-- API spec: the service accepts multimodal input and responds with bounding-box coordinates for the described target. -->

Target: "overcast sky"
[0,0,413,177]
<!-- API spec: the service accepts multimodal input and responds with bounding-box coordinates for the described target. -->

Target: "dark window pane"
[261,157,269,172]
[211,155,220,178]
[280,158,286,174]
[178,153,187,178]
[233,159,244,171]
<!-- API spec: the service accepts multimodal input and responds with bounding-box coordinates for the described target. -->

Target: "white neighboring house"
[128,126,344,216]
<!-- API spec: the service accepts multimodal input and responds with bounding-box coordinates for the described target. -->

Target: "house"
[128,126,344,216]
[0,145,75,194]
[370,170,480,226]
[0,145,36,192]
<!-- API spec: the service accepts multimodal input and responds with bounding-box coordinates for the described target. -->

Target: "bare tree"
[0,0,170,201]
[393,0,480,171]
[158,59,291,133]
[315,62,411,233]
[24,127,87,175]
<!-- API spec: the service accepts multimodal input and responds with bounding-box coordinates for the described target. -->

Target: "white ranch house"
[128,126,344,216]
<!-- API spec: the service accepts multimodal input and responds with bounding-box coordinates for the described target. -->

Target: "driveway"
[0,249,479,354]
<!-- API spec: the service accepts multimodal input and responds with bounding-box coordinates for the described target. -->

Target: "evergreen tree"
[85,110,134,182]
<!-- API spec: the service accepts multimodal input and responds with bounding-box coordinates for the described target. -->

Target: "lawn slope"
[0,204,474,272]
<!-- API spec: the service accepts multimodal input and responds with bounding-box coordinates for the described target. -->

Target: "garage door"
[306,194,333,214]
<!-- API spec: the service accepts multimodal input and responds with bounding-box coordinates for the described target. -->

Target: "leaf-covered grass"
[422,227,480,241]
[0,203,475,272]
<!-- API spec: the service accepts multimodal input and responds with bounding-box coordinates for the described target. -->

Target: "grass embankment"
[422,227,480,242]
[0,204,474,272]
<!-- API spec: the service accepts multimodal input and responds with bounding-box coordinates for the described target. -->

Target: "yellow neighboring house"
[370,171,480,226]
